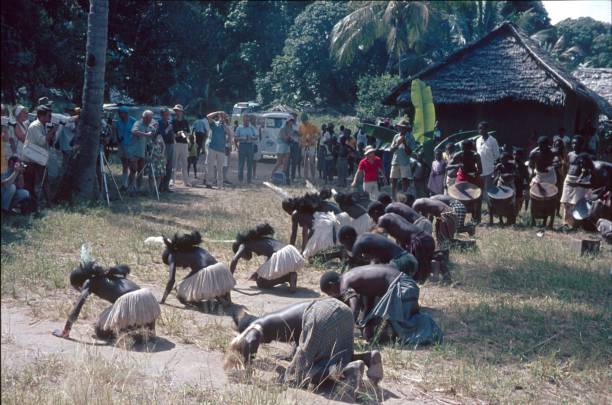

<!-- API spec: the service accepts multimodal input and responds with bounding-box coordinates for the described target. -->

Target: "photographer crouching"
[1,156,32,215]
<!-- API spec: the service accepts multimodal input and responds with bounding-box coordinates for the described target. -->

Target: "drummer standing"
[447,140,483,223]
[560,135,594,229]
[475,121,500,205]
[528,137,556,186]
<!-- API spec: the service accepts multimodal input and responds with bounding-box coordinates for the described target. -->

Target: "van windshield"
[265,118,284,128]
[232,107,248,116]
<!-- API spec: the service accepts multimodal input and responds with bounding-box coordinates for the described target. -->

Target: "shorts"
[390,164,411,179]
[277,142,290,155]
[118,143,130,160]
[302,146,317,157]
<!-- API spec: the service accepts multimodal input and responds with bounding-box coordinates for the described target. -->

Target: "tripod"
[99,150,123,206]
[140,159,160,201]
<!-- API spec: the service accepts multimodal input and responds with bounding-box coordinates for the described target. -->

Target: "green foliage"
[355,74,402,120]
[257,1,388,109]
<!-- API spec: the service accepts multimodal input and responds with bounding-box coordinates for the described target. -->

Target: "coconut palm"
[330,1,429,78]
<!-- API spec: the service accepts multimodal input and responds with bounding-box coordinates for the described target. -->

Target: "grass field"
[1,169,610,404]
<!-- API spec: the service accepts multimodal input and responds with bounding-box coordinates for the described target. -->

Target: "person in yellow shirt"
[298,113,319,181]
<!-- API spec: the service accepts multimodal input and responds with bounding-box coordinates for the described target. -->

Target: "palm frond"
[330,2,384,64]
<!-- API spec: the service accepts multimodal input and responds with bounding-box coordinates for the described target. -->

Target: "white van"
[258,111,298,158]
[231,101,260,121]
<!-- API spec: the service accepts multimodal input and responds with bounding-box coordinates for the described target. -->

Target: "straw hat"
[172,104,184,112]
[364,146,376,155]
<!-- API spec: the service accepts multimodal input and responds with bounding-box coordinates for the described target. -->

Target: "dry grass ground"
[1,161,610,404]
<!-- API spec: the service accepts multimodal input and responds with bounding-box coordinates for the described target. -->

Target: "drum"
[448,181,481,203]
[529,182,558,219]
[572,198,594,221]
[487,185,515,217]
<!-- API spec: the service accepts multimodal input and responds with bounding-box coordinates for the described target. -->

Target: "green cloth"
[360,273,443,346]
[390,250,418,277]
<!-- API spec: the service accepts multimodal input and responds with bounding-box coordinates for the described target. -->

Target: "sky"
[543,1,612,24]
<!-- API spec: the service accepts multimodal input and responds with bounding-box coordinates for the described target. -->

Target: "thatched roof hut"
[384,22,608,146]
[572,67,612,118]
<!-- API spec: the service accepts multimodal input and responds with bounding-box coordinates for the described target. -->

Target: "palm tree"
[330,1,429,78]
[57,0,108,202]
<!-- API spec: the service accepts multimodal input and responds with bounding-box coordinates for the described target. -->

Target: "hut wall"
[433,100,586,147]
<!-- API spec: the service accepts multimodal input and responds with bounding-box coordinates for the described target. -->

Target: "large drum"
[529,182,558,219]
[448,182,481,215]
[487,185,515,217]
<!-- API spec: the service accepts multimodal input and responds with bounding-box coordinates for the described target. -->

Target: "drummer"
[529,136,556,186]
[447,140,483,223]
[560,136,594,229]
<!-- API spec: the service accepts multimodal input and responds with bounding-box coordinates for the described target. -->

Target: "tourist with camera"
[22,105,58,207]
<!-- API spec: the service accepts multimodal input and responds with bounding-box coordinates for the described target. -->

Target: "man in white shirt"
[23,105,59,206]
[475,121,499,203]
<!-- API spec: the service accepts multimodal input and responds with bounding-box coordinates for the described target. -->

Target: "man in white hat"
[171,104,192,186]
[129,110,155,193]
[351,145,384,199]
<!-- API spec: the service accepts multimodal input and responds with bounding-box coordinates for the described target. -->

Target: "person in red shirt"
[352,146,384,199]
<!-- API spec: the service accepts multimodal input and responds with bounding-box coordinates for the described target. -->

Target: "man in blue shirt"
[158,108,175,192]
[114,106,136,189]
[205,111,228,188]
[234,115,258,184]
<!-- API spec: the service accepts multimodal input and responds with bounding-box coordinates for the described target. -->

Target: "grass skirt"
[303,212,342,258]
[350,212,374,235]
[177,262,236,302]
[560,175,587,205]
[97,288,161,334]
[257,245,305,280]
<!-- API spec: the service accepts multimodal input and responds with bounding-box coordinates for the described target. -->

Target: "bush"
[356,74,402,120]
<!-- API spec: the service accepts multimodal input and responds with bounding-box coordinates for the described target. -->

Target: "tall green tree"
[329,1,429,78]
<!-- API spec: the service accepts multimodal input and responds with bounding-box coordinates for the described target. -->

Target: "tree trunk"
[397,48,402,78]
[57,0,108,203]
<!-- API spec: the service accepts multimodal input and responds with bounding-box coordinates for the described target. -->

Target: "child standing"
[428,149,446,195]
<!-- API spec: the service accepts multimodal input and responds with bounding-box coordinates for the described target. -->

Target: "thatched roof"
[384,22,604,112]
[572,67,612,117]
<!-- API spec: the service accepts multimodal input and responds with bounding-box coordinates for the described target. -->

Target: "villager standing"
[299,113,319,181]
[171,104,192,187]
[389,120,413,199]
[475,121,499,204]
[560,135,594,229]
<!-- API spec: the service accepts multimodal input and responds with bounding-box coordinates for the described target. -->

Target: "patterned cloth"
[449,200,468,233]
[145,135,166,177]
[284,299,354,385]
[435,208,457,243]
[359,273,443,346]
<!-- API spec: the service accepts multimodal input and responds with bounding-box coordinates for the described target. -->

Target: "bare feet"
[342,360,365,401]
[366,350,384,386]
[288,272,297,293]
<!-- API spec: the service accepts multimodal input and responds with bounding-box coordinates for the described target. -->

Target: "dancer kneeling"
[338,225,419,280]
[334,191,374,235]
[54,261,161,341]
[231,223,304,291]
[160,231,235,306]
[226,299,384,399]
[320,265,443,345]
